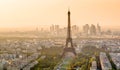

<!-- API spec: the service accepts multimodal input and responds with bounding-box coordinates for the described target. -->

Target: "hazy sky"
[0,0,120,31]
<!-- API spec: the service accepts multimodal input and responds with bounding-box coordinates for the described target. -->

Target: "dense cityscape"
[0,11,120,70]
[0,32,120,70]
[0,0,120,70]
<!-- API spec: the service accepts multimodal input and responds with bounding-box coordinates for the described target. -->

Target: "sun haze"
[0,0,120,31]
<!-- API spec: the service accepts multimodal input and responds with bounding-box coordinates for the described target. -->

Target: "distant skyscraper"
[50,24,54,32]
[50,24,60,36]
[97,23,101,35]
[55,25,60,32]
[83,24,89,35]
[90,24,96,35]
[72,25,79,35]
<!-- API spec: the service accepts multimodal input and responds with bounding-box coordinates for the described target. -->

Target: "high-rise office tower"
[90,24,96,35]
[83,24,89,35]
[97,23,101,35]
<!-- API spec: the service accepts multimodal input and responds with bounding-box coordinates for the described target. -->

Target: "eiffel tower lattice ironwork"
[62,10,76,57]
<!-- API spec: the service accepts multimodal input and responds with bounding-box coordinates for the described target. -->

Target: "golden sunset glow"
[0,0,120,31]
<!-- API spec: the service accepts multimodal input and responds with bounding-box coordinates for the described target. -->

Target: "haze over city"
[0,0,120,32]
[0,0,120,70]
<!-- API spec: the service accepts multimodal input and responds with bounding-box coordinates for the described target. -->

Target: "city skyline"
[0,24,119,32]
[0,0,120,31]
[0,1,120,70]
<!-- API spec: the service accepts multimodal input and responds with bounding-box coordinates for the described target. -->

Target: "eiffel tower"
[62,9,76,57]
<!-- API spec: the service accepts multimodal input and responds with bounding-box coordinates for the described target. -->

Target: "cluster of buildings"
[48,24,120,38]
[74,39,120,50]
[74,39,120,70]
[100,52,112,70]
[90,61,97,70]
[109,53,120,69]
[49,24,114,38]
[99,52,120,70]
[0,52,40,70]
[7,53,40,70]
[1,24,120,38]
[90,52,120,70]
[95,39,120,52]
[0,53,22,70]
[0,37,120,70]
[49,24,120,38]
[0,38,64,70]
[50,24,79,37]
[0,39,62,54]
[83,24,101,36]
